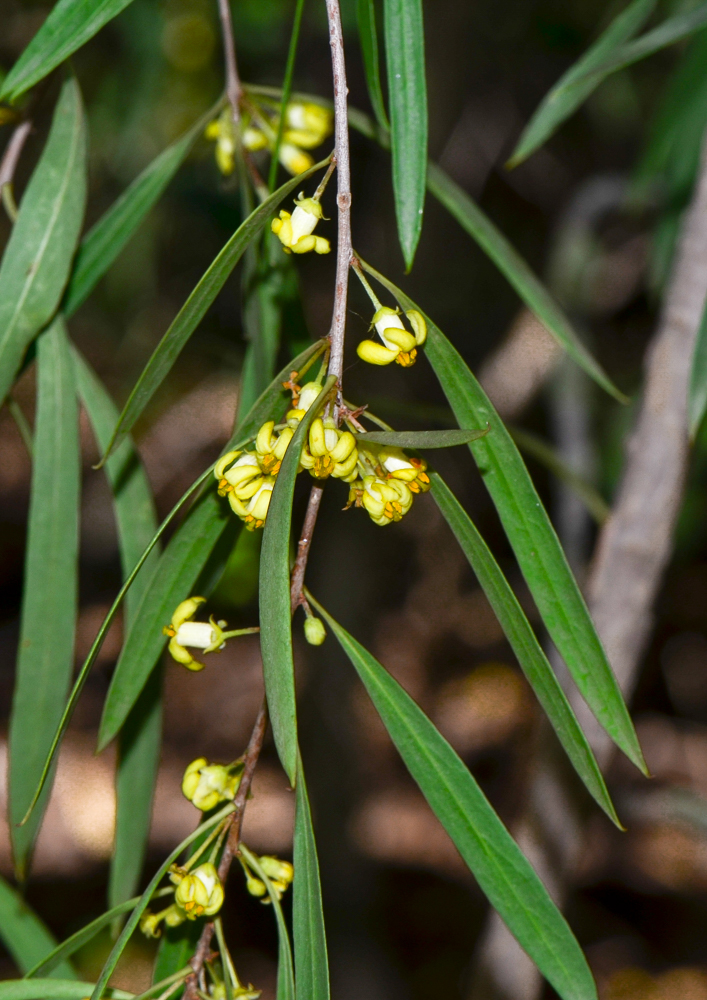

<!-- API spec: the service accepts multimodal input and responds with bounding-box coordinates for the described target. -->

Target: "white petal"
[175,622,216,649]
[290,205,318,242]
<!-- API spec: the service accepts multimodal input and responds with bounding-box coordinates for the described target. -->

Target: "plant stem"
[217,0,242,126]
[324,0,352,394]
[290,484,324,610]
[0,119,32,224]
[267,0,306,191]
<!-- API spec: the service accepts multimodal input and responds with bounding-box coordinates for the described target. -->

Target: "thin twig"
[324,0,352,393]
[290,484,324,611]
[0,120,32,223]
[217,0,242,126]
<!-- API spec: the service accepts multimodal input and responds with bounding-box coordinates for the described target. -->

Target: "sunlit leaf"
[0,78,86,410]
[430,473,619,826]
[311,600,598,1000]
[0,0,137,102]
[259,377,336,783]
[355,428,489,448]
[508,0,657,167]
[383,0,427,268]
[100,156,331,465]
[360,260,647,775]
[9,318,81,880]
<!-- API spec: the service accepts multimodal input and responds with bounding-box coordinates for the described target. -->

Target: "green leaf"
[509,426,610,524]
[572,1,707,92]
[356,0,389,131]
[293,757,330,1000]
[690,297,707,439]
[0,0,137,102]
[383,0,427,268]
[311,601,598,1000]
[100,156,331,465]
[430,473,620,826]
[423,165,627,403]
[360,260,647,774]
[0,78,86,410]
[152,922,202,991]
[98,489,231,751]
[64,106,218,317]
[259,377,336,783]
[240,846,295,1000]
[0,874,76,978]
[9,318,81,880]
[25,896,145,979]
[110,669,163,909]
[0,983,132,1000]
[355,428,489,448]
[90,804,235,1000]
[508,0,657,168]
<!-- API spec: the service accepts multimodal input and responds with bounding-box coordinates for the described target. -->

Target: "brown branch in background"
[217,0,242,126]
[324,0,352,390]
[469,136,707,1000]
[290,484,324,611]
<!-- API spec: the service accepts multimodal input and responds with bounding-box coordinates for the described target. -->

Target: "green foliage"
[354,428,489,447]
[293,759,330,1000]
[356,0,389,130]
[0,875,76,978]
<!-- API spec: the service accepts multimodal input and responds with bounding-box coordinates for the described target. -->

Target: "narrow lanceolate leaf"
[109,670,163,909]
[689,298,707,439]
[508,0,657,168]
[0,0,137,102]
[0,983,132,1000]
[64,106,219,317]
[362,262,646,774]
[259,377,336,783]
[240,847,295,1000]
[101,156,331,464]
[0,78,86,409]
[355,428,489,448]
[72,348,162,908]
[0,874,75,978]
[98,490,231,750]
[152,922,202,990]
[293,757,330,1000]
[26,896,144,978]
[9,318,80,880]
[430,474,619,826]
[383,0,427,268]
[357,0,389,130]
[313,602,598,1000]
[90,804,235,1000]
[423,166,627,403]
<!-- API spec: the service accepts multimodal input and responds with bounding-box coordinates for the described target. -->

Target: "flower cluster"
[205,100,332,177]
[345,440,431,526]
[182,757,244,811]
[140,861,225,937]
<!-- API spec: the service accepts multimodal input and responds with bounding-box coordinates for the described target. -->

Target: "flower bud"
[175,863,224,919]
[259,856,294,884]
[246,874,267,897]
[304,616,326,646]
[182,757,242,811]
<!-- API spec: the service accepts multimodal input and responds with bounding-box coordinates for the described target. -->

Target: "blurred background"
[2,0,707,997]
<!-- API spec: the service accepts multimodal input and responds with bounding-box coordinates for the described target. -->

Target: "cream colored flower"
[174,862,224,919]
[299,417,358,480]
[357,307,427,367]
[182,757,242,811]
[162,597,225,671]
[271,194,330,255]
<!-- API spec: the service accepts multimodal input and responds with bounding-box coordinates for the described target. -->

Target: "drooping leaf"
[100,156,331,464]
[293,757,330,1000]
[9,318,81,880]
[109,669,163,909]
[311,601,598,1000]
[690,298,707,439]
[430,474,619,825]
[0,78,86,410]
[383,0,427,268]
[356,0,389,130]
[360,260,646,774]
[240,846,295,1000]
[0,0,137,102]
[0,983,132,1000]
[64,106,219,317]
[90,804,235,1000]
[509,426,610,524]
[259,377,336,783]
[508,0,657,168]
[97,489,231,751]
[0,874,75,978]
[355,428,489,448]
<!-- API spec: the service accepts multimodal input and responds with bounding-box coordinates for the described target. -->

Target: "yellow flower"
[271,194,330,255]
[378,447,431,493]
[299,417,358,480]
[215,450,262,497]
[283,102,332,149]
[139,904,185,938]
[174,862,224,919]
[205,108,237,175]
[228,477,276,531]
[162,597,226,671]
[182,757,243,811]
[286,381,327,426]
[278,143,314,176]
[357,307,427,367]
[360,475,413,526]
[254,420,294,475]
